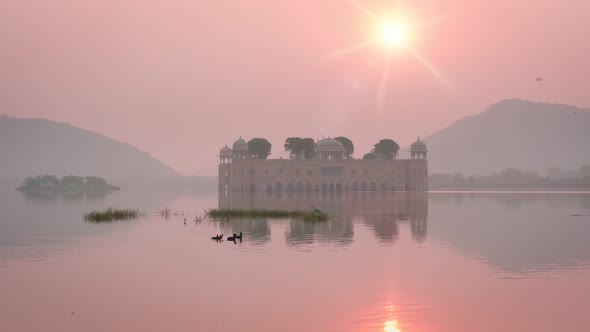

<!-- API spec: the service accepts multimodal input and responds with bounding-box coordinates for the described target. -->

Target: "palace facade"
[218,137,428,192]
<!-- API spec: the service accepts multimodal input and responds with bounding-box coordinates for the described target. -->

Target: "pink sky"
[2,0,589,175]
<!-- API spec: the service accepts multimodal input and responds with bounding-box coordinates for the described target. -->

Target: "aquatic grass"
[207,209,328,222]
[158,207,171,219]
[84,208,141,223]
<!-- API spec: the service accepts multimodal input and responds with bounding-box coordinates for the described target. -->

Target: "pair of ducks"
[211,232,243,242]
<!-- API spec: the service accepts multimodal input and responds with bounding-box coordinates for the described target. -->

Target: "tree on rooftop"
[302,138,316,159]
[363,153,376,160]
[335,137,354,158]
[284,137,304,159]
[248,138,272,159]
[373,139,400,160]
[284,137,316,159]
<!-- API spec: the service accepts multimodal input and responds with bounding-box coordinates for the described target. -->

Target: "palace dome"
[219,145,232,157]
[315,138,346,152]
[410,138,428,152]
[232,137,249,151]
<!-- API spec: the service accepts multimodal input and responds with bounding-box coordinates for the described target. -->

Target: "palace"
[218,138,428,192]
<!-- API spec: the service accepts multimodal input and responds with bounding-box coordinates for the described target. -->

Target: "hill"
[416,99,590,176]
[0,115,181,182]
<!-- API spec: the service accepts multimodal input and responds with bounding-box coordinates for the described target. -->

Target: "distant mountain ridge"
[414,99,590,175]
[0,115,181,182]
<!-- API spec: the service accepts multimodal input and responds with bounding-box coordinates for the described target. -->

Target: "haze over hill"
[417,99,590,176]
[0,115,181,183]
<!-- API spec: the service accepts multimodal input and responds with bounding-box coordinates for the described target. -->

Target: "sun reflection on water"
[383,305,402,332]
[384,319,401,332]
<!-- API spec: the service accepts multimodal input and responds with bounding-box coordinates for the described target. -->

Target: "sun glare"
[327,1,449,110]
[380,21,408,48]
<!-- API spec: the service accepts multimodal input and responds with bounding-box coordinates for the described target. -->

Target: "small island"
[16,175,120,195]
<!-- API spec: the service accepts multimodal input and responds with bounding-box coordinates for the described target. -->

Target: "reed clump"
[207,209,328,222]
[84,208,141,223]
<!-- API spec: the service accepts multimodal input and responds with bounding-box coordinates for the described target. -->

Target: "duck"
[211,234,223,241]
[227,233,237,241]
[235,232,243,240]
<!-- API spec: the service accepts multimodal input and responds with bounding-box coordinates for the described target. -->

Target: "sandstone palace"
[218,137,428,193]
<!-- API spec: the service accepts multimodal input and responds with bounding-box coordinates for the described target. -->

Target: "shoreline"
[429,186,590,193]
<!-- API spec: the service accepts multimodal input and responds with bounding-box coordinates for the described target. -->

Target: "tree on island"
[85,176,107,187]
[335,137,354,158]
[373,139,400,160]
[62,175,85,187]
[284,137,316,159]
[17,175,120,193]
[248,138,272,159]
[363,153,376,160]
[22,175,59,188]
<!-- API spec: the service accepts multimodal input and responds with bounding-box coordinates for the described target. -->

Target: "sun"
[379,20,409,48]
[326,1,450,110]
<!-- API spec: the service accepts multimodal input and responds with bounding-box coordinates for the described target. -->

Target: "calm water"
[1,181,590,332]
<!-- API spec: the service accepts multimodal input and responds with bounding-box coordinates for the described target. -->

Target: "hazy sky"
[2,0,589,175]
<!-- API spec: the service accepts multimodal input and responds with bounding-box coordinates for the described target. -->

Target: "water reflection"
[0,182,216,264]
[218,191,428,247]
[18,189,110,201]
[429,192,590,274]
[3,184,590,331]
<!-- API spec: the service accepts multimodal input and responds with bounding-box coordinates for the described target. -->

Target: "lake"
[1,181,590,332]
